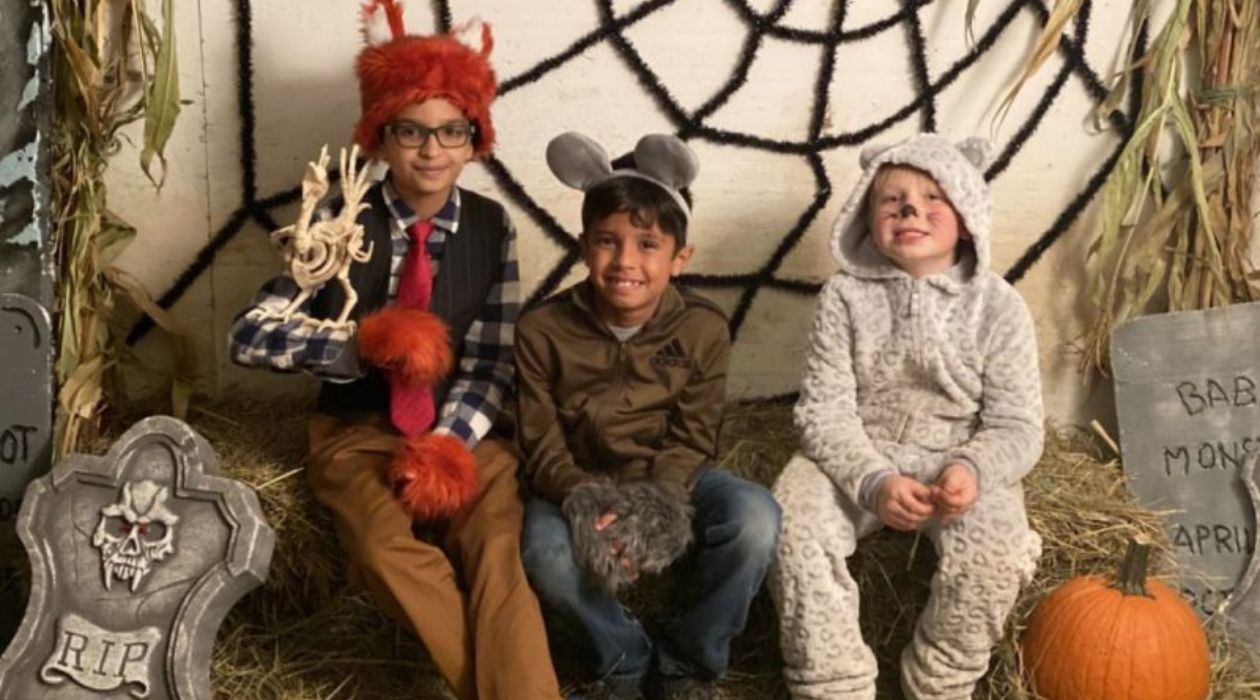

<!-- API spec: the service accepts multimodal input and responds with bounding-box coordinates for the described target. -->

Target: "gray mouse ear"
[633,134,698,190]
[955,137,993,169]
[859,142,892,169]
[547,132,613,191]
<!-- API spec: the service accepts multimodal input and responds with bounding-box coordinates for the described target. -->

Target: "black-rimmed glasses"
[383,120,476,149]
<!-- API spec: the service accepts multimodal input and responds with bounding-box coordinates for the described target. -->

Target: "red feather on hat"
[361,0,405,45]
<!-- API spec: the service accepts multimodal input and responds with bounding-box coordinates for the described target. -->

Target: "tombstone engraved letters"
[0,416,275,699]
[0,293,53,525]
[1113,301,1260,617]
[39,613,161,695]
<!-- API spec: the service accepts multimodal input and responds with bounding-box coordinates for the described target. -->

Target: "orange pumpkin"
[1022,538,1210,700]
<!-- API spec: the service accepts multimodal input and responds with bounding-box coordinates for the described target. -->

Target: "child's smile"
[608,277,646,291]
[375,98,474,219]
[869,166,966,278]
[580,210,693,327]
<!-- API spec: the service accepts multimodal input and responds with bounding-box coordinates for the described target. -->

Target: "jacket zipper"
[910,279,924,367]
[594,341,629,439]
[615,342,628,395]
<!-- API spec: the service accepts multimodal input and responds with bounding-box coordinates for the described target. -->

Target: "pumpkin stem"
[1111,537,1154,597]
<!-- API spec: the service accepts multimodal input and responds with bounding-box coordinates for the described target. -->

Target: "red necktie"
[389,220,436,435]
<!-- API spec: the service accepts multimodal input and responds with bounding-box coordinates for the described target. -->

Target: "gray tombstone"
[0,416,275,699]
[0,293,52,525]
[1226,454,1260,643]
[1113,300,1260,618]
[2,0,53,652]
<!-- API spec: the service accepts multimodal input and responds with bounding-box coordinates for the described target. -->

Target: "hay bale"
[186,401,342,613]
[181,400,453,700]
[715,404,1260,700]
[7,400,1253,699]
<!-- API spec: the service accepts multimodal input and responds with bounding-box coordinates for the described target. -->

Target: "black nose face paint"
[898,202,918,219]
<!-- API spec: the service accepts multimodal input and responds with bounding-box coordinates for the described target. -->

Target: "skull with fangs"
[91,480,180,592]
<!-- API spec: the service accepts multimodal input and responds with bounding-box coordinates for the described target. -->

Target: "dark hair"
[580,153,691,245]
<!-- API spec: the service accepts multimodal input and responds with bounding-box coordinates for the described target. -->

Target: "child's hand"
[594,510,639,582]
[876,475,935,531]
[931,463,978,523]
[594,510,618,532]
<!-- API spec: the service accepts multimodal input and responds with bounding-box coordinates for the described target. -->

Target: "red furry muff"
[389,433,479,521]
[357,307,452,386]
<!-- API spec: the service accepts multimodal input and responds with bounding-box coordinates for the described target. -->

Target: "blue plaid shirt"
[228,182,519,447]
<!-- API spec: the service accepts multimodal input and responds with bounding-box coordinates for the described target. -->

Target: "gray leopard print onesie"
[770,134,1044,700]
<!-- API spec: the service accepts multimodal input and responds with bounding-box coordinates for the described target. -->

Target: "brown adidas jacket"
[516,281,730,504]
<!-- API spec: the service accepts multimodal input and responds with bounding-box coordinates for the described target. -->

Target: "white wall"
[108,0,1196,427]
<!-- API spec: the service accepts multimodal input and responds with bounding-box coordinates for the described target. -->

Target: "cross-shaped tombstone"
[0,416,274,699]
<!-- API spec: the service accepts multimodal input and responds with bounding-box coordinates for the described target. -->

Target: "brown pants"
[307,414,562,700]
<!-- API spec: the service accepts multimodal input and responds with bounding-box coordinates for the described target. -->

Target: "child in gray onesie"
[770,133,1044,700]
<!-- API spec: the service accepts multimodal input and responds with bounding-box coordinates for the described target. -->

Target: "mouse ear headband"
[546,132,699,222]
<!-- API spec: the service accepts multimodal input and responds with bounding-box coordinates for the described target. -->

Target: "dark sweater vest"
[312,184,507,422]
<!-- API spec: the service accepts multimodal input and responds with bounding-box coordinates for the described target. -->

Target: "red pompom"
[389,433,479,521]
[357,308,452,386]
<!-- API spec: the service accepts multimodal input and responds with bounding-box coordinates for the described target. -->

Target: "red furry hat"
[355,0,497,155]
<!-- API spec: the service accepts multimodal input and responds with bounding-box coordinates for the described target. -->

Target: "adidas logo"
[650,339,691,369]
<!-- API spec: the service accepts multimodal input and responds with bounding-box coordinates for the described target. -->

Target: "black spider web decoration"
[128,0,1147,394]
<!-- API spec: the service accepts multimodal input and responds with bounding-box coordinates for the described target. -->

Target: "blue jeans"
[522,469,781,689]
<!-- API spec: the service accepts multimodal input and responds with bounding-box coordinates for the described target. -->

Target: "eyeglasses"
[383,120,476,149]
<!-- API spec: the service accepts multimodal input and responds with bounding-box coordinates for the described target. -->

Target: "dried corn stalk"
[975,0,1259,373]
[50,0,182,455]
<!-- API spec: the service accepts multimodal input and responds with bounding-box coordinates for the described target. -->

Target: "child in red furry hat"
[228,3,563,698]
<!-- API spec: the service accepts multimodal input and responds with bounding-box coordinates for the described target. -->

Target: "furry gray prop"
[562,480,625,590]
[562,479,695,593]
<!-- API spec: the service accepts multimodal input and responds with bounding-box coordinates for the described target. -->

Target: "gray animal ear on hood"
[634,134,699,190]
[955,137,993,170]
[859,142,892,169]
[546,132,614,191]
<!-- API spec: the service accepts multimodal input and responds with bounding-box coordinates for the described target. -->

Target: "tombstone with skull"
[0,416,274,699]
[92,479,180,593]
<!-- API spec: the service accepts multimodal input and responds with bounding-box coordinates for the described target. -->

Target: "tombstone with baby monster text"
[0,416,275,699]
[1113,300,1260,621]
